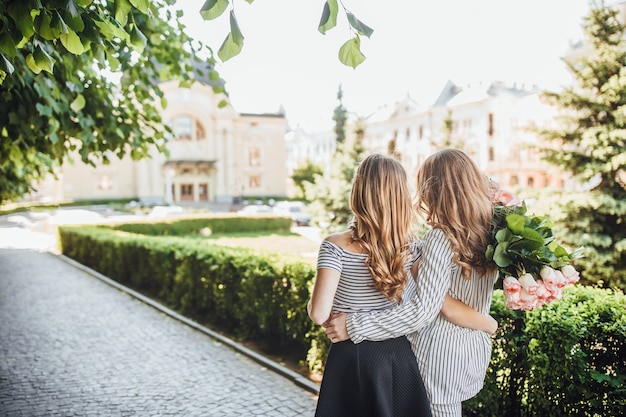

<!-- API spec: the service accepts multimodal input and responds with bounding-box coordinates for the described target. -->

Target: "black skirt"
[315,337,432,417]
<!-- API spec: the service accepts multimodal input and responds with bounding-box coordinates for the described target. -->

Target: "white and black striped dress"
[314,240,432,417]
[346,228,498,406]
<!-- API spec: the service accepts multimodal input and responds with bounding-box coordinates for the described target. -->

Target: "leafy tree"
[200,0,373,68]
[537,1,626,290]
[291,159,323,201]
[0,0,223,203]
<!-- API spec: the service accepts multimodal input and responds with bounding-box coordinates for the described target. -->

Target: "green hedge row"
[57,222,625,415]
[465,286,625,416]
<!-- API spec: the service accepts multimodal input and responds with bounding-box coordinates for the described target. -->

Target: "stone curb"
[55,253,321,396]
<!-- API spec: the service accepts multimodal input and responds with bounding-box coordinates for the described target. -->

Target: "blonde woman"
[325,149,499,417]
[308,153,496,417]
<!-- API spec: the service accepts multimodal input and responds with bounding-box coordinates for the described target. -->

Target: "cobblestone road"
[0,247,318,416]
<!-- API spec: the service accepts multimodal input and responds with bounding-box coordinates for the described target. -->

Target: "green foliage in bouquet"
[485,203,583,279]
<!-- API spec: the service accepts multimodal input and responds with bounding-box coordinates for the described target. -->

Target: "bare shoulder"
[324,230,352,246]
[324,230,365,254]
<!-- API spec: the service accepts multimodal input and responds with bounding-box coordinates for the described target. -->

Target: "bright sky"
[178,0,594,131]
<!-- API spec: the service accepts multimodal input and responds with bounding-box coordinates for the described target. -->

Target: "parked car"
[236,204,274,216]
[272,201,312,226]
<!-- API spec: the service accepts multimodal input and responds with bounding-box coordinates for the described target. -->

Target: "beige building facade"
[357,80,571,192]
[46,79,288,206]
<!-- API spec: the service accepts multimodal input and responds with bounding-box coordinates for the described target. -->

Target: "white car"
[236,205,274,216]
[272,202,312,226]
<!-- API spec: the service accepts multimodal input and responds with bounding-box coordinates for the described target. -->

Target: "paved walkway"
[0,211,319,416]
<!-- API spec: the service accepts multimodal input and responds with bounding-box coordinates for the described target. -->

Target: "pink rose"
[535,280,550,300]
[492,189,522,207]
[503,276,521,294]
[554,270,568,288]
[518,273,539,295]
[519,287,537,304]
[540,266,558,286]
[561,265,580,284]
[504,291,522,310]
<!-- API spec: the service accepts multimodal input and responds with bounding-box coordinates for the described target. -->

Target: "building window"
[174,115,192,140]
[527,177,534,187]
[418,125,423,139]
[249,147,261,167]
[196,120,206,140]
[249,175,261,188]
[510,175,519,187]
[488,113,494,137]
[488,146,495,162]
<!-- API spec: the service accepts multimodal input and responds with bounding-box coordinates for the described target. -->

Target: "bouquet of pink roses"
[486,188,584,311]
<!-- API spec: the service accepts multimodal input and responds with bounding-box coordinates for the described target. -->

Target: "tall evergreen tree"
[538,1,626,290]
[307,96,365,234]
[332,85,348,144]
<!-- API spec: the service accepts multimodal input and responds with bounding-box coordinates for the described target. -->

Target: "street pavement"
[0,209,319,416]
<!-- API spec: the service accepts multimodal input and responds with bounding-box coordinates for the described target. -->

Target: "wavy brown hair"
[414,149,495,279]
[349,153,415,303]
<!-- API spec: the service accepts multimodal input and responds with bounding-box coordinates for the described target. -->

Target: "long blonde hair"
[349,153,415,303]
[414,149,494,278]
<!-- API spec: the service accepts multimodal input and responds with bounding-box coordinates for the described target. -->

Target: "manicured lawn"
[203,230,320,264]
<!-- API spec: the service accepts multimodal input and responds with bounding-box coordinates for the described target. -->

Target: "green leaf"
[218,33,240,61]
[50,11,69,35]
[115,0,133,26]
[208,69,221,82]
[0,34,17,57]
[495,227,512,243]
[64,10,85,33]
[338,36,365,68]
[493,242,512,267]
[200,0,229,21]
[552,244,570,258]
[33,45,54,74]
[229,10,244,45]
[25,53,43,74]
[520,227,544,246]
[506,213,526,235]
[35,103,53,117]
[217,11,244,61]
[218,99,229,108]
[66,0,82,18]
[346,11,374,38]
[129,0,150,15]
[485,244,495,261]
[70,94,86,112]
[130,25,147,53]
[0,53,15,75]
[35,12,59,41]
[60,29,85,54]
[318,0,338,34]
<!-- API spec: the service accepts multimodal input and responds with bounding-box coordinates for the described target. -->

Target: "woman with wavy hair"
[324,148,499,417]
[308,152,496,417]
